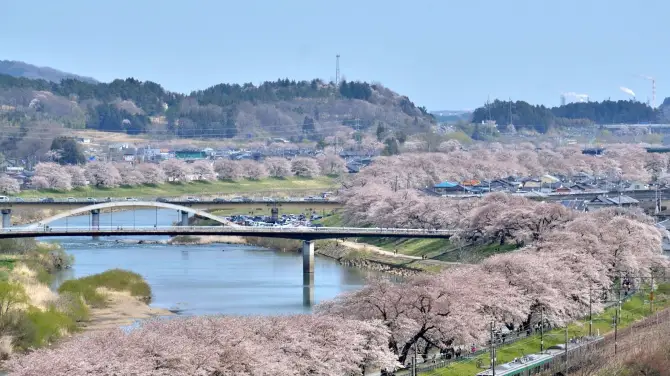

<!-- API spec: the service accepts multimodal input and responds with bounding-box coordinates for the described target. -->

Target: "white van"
[0,196,8,202]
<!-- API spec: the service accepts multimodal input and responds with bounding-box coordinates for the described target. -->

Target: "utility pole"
[650,271,655,314]
[412,344,417,376]
[335,55,340,86]
[589,283,593,336]
[564,326,569,375]
[540,308,544,352]
[615,273,621,355]
[490,322,496,376]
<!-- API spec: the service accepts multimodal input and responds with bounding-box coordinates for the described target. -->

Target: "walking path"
[336,240,461,266]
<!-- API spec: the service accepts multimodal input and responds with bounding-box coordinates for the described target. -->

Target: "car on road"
[125,197,138,202]
[213,198,227,202]
[86,197,97,202]
[66,197,76,202]
[186,197,200,202]
[0,196,8,202]
[14,197,24,202]
[40,197,55,203]
[156,197,169,202]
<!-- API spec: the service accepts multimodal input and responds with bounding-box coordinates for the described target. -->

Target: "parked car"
[156,197,169,202]
[14,197,24,202]
[213,198,227,202]
[186,197,200,202]
[40,197,55,203]
[67,197,76,202]
[0,196,8,202]
[86,197,97,202]
[125,197,138,202]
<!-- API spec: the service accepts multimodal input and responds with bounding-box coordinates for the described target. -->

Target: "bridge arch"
[27,201,238,229]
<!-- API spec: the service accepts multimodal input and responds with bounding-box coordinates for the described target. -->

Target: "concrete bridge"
[0,224,455,305]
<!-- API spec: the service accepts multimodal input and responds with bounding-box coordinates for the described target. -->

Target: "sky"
[1,0,667,111]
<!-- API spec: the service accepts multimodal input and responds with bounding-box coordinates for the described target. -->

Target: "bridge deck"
[0,226,455,240]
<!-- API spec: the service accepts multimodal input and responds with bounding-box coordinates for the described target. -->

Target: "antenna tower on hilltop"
[335,55,340,86]
[638,74,656,108]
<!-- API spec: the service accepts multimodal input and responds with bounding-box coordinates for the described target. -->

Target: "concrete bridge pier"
[302,240,314,276]
[90,209,100,240]
[302,240,315,307]
[303,272,314,307]
[1,209,10,229]
[180,210,189,226]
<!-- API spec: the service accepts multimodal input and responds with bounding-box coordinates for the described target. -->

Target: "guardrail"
[0,226,456,236]
[0,198,339,204]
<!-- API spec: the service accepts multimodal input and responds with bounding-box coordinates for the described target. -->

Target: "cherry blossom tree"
[317,153,347,176]
[0,175,20,195]
[7,315,399,376]
[85,162,122,188]
[290,157,321,178]
[238,160,268,180]
[191,160,216,181]
[160,159,192,182]
[264,157,292,178]
[137,163,166,185]
[30,176,49,190]
[64,165,87,187]
[213,159,243,180]
[114,163,145,186]
[34,162,72,190]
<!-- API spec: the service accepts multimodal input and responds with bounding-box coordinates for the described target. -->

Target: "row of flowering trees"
[7,149,668,374]
[328,189,667,365]
[8,193,666,374]
[344,142,667,190]
[16,154,346,192]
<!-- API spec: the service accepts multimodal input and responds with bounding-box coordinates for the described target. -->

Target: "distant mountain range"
[0,60,98,84]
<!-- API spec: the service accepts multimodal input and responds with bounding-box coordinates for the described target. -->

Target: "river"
[43,208,381,315]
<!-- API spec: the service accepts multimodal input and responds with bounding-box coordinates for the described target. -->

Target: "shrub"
[58,269,151,308]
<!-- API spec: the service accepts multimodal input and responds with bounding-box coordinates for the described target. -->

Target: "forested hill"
[0,60,98,84]
[0,70,434,139]
[470,99,669,133]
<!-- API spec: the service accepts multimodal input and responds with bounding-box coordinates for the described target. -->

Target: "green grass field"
[315,214,518,262]
[422,286,670,376]
[16,176,337,199]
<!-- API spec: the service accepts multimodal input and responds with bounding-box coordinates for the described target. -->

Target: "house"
[175,150,208,160]
[559,200,588,212]
[433,181,466,194]
[540,175,561,185]
[4,166,24,174]
[625,181,649,191]
[520,180,542,191]
[588,195,639,210]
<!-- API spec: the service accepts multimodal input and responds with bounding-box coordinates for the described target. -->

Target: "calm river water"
[43,208,380,315]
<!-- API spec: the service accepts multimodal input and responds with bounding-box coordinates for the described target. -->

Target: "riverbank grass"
[423,285,670,376]
[17,176,336,199]
[58,269,151,308]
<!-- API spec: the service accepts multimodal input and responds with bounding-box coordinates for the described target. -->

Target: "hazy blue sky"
[1,0,666,110]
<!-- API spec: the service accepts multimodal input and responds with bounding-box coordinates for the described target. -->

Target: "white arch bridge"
[7,201,240,229]
[0,201,455,306]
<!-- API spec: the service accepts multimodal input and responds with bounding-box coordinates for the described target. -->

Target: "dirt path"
[82,290,174,332]
[337,240,423,259]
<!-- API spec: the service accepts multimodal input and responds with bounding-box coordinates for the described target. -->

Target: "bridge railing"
[0,225,456,236]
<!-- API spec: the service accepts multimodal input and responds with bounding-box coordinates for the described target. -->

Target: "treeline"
[0,73,420,138]
[471,99,666,133]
